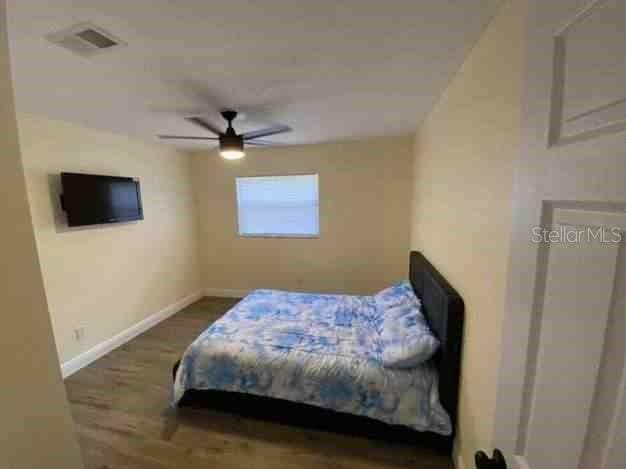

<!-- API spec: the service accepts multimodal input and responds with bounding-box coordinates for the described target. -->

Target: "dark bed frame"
[172,251,464,453]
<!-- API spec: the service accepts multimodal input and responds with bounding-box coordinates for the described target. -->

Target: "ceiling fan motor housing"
[219,132,244,152]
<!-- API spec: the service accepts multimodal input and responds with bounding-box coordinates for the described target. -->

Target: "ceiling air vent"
[46,23,126,57]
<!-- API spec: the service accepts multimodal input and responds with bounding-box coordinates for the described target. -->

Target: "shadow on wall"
[47,173,139,234]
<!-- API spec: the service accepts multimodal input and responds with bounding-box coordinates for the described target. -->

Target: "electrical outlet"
[74,327,85,341]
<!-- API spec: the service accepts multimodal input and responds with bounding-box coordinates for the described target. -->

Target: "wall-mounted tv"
[60,172,143,227]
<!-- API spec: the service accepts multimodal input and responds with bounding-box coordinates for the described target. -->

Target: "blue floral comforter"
[173,289,451,435]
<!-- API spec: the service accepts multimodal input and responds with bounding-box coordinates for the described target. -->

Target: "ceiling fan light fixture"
[219,133,245,160]
[220,149,245,160]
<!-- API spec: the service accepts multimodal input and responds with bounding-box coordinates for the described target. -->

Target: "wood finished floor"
[65,297,453,469]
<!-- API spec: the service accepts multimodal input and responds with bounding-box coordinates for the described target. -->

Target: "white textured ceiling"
[7,0,502,149]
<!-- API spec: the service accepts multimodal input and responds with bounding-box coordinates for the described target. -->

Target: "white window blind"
[236,175,319,237]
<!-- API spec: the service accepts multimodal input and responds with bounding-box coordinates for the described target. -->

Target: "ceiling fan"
[158,110,291,160]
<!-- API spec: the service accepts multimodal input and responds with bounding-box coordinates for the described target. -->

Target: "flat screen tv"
[60,172,143,227]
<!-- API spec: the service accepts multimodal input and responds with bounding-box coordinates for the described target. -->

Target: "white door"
[493,1,626,469]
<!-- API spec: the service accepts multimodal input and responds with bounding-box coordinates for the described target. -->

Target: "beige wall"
[192,137,413,295]
[409,1,526,467]
[17,113,202,364]
[0,2,83,467]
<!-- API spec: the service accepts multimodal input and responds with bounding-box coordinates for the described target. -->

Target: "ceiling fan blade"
[246,139,286,146]
[158,135,219,141]
[184,116,224,136]
[242,125,291,140]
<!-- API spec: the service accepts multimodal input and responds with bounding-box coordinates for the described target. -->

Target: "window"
[236,175,319,237]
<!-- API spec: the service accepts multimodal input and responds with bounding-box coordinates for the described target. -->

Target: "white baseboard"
[61,290,204,379]
[204,288,249,299]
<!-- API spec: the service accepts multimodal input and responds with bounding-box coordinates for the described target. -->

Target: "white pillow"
[375,282,439,368]
[374,280,418,311]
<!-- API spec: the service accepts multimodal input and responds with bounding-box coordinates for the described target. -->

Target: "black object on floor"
[475,449,507,469]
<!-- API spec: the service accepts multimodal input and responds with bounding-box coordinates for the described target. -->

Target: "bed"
[172,251,464,452]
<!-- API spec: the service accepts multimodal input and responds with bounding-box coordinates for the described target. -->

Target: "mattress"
[173,289,452,435]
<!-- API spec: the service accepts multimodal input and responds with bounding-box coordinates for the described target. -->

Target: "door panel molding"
[554,208,626,231]
[507,205,626,469]
[524,214,620,469]
[548,0,626,146]
[601,367,626,469]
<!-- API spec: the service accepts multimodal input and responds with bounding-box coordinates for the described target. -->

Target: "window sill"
[238,233,320,239]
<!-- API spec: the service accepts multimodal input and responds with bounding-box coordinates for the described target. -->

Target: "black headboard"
[409,251,464,435]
